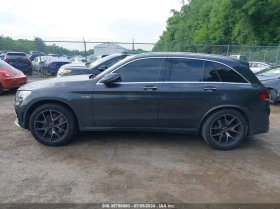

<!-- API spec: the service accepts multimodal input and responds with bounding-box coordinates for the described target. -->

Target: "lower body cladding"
[14,104,270,137]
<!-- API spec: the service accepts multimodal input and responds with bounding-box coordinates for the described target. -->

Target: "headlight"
[61,69,72,73]
[15,91,32,105]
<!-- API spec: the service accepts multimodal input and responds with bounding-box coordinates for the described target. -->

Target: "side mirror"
[101,73,121,85]
[98,65,108,72]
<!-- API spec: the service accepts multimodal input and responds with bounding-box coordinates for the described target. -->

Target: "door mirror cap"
[101,73,121,85]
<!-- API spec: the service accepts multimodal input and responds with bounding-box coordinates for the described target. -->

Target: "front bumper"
[15,114,20,127]
[15,107,26,129]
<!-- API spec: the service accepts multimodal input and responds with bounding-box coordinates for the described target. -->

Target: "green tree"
[154,0,280,52]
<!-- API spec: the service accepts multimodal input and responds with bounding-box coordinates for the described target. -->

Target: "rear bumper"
[247,104,270,136]
[1,76,27,89]
[47,67,59,74]
[13,66,32,73]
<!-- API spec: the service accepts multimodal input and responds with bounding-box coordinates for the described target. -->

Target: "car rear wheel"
[29,103,77,146]
[201,109,247,150]
[0,83,3,95]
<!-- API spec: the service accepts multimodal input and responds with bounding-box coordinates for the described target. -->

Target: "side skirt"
[79,127,199,135]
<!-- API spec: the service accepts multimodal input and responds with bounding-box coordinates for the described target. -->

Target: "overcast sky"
[0,0,182,42]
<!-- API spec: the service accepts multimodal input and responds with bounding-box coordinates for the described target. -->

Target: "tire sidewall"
[202,109,247,150]
[29,103,76,146]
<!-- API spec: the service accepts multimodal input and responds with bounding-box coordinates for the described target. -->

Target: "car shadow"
[1,89,17,96]
[69,131,261,151]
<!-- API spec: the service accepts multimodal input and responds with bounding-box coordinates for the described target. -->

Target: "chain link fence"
[1,37,280,64]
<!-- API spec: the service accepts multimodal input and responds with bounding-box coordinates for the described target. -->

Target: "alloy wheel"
[210,114,243,146]
[34,109,69,142]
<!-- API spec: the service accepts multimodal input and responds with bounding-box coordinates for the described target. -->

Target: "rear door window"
[213,62,248,83]
[169,59,204,82]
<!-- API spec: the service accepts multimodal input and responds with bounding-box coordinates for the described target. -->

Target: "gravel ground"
[0,77,280,203]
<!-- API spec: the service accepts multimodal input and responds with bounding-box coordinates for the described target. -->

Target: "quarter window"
[115,58,163,82]
[170,59,204,81]
[213,62,247,83]
[203,61,220,82]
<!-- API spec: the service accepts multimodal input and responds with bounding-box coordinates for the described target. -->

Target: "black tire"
[29,103,77,146]
[269,89,278,105]
[201,109,247,150]
[0,83,3,95]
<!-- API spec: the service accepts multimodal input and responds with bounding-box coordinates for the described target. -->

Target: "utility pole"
[82,38,87,61]
[132,39,135,54]
[226,44,230,57]
[276,44,280,64]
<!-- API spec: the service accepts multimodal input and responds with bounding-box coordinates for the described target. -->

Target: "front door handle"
[204,87,218,92]
[143,86,158,91]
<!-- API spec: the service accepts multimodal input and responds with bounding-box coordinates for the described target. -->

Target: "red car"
[0,60,27,95]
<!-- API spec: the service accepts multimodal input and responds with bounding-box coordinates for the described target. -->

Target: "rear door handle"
[143,86,158,91]
[204,87,218,92]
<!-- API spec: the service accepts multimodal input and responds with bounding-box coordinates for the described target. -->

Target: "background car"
[229,54,247,61]
[249,62,272,73]
[57,53,129,77]
[32,56,50,72]
[28,52,45,62]
[256,67,280,104]
[41,57,71,75]
[0,60,27,95]
[3,52,32,75]
[71,56,86,63]
[0,54,5,60]
[86,54,99,63]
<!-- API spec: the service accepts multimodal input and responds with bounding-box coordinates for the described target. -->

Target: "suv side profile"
[14,53,270,150]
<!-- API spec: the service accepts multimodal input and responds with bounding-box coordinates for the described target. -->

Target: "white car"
[71,57,86,63]
[249,62,271,73]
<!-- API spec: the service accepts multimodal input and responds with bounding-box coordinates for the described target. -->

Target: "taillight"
[258,92,270,101]
[49,62,56,66]
[0,71,10,77]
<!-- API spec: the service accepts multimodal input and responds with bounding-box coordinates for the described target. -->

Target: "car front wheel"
[29,103,77,146]
[201,109,247,150]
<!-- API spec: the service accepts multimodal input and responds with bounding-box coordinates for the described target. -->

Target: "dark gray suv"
[14,53,270,150]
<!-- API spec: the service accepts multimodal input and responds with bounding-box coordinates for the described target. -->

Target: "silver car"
[249,62,272,73]
[33,56,50,72]
[256,67,280,104]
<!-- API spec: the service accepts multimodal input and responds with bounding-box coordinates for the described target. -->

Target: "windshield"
[6,53,27,59]
[89,54,120,68]
[256,66,280,76]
